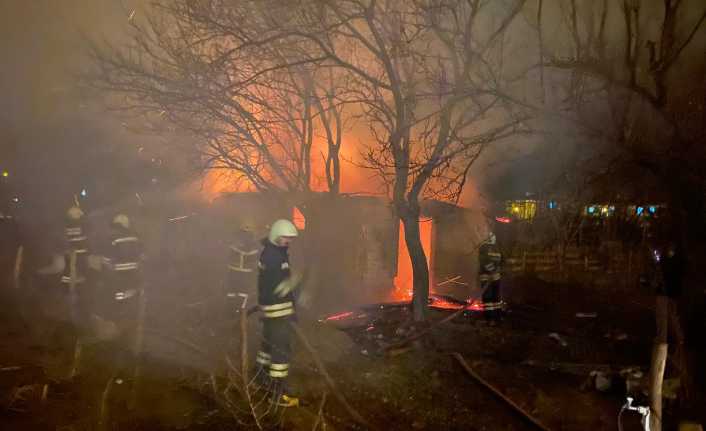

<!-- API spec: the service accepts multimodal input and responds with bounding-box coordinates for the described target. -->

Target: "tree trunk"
[401,213,429,322]
[649,343,667,431]
[649,295,669,431]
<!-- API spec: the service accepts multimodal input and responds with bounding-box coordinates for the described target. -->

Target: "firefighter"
[256,219,302,408]
[62,206,89,287]
[641,230,694,408]
[101,213,143,375]
[61,206,91,330]
[658,240,686,343]
[224,220,260,321]
[641,234,686,347]
[478,232,503,323]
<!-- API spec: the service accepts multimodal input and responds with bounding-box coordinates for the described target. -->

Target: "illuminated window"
[586,204,614,217]
[505,200,537,220]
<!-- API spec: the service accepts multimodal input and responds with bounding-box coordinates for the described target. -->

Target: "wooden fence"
[505,247,641,277]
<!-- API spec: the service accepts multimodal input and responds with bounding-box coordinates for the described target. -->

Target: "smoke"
[0,0,170,228]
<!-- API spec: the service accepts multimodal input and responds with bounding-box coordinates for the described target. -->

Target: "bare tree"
[532,1,705,428]
[537,0,706,190]
[266,0,532,321]
[85,0,348,196]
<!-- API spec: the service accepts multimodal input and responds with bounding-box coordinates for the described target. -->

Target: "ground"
[0,261,704,430]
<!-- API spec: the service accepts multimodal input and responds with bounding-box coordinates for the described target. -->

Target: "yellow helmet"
[268,219,298,244]
[67,206,84,220]
[113,213,130,229]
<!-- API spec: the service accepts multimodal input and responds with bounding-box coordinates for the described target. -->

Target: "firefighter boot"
[270,379,299,408]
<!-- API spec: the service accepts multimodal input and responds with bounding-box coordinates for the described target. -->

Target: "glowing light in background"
[392,218,433,301]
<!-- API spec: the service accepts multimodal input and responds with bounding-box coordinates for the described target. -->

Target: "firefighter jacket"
[478,243,503,283]
[65,220,88,254]
[228,231,260,273]
[102,227,142,273]
[62,220,88,284]
[257,239,296,319]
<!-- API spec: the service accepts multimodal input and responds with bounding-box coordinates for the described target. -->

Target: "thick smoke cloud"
[0,0,166,227]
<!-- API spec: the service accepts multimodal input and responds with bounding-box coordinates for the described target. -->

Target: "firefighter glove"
[274,272,303,298]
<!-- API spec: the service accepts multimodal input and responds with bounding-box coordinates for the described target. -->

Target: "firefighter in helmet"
[478,232,503,322]
[62,206,89,287]
[256,219,301,407]
[224,219,261,321]
[100,213,143,374]
[61,206,92,326]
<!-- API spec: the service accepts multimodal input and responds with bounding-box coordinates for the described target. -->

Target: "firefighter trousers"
[257,316,292,382]
[481,280,502,320]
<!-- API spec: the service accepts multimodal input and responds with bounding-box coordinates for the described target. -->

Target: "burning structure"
[86,187,490,314]
[206,192,488,311]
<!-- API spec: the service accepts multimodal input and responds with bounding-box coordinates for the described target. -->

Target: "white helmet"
[268,219,298,244]
[113,213,130,229]
[67,206,84,220]
[486,232,496,245]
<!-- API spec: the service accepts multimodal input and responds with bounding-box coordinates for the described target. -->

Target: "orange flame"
[392,218,433,301]
[292,206,306,230]
[197,130,385,200]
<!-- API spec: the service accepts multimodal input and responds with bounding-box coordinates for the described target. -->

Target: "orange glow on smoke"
[199,169,249,201]
[392,218,433,300]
